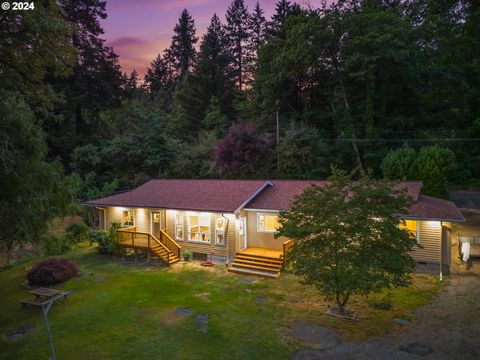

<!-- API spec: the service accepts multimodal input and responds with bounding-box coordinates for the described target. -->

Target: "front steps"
[229,252,283,278]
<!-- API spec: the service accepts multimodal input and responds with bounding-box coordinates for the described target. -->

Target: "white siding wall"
[411,220,442,263]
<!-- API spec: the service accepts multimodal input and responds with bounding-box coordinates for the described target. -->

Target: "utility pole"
[275,101,280,176]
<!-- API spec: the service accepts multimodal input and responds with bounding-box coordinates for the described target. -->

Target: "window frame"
[400,219,420,243]
[121,209,135,227]
[187,213,211,243]
[215,217,227,246]
[256,212,280,233]
[174,213,184,241]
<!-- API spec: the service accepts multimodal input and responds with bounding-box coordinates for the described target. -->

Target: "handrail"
[116,229,173,265]
[283,239,294,267]
[119,226,136,232]
[160,229,181,258]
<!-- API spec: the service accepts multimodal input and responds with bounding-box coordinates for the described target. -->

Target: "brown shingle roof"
[84,179,463,221]
[406,195,464,221]
[84,179,268,213]
[245,180,424,210]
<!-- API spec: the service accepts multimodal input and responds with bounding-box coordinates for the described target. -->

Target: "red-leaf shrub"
[27,258,78,286]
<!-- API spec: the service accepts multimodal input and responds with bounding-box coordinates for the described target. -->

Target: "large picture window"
[400,219,419,242]
[215,217,226,245]
[122,210,134,227]
[257,213,279,233]
[188,214,211,242]
[175,213,184,241]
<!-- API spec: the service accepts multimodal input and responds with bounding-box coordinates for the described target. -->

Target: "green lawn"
[0,245,441,359]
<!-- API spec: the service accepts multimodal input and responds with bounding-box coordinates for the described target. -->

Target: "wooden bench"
[20,299,43,309]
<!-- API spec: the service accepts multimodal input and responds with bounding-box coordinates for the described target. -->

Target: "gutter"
[400,215,465,223]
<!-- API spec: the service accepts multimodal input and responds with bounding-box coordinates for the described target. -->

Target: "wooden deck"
[238,247,282,259]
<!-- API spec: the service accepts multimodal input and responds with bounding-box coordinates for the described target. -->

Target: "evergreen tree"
[225,0,251,89]
[247,2,267,81]
[46,0,124,164]
[194,14,236,120]
[202,96,230,137]
[144,54,175,94]
[168,9,198,77]
[267,0,301,38]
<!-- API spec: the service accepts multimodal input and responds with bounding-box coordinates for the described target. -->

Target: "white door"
[239,217,247,250]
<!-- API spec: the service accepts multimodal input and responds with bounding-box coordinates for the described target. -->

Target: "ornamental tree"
[276,170,417,314]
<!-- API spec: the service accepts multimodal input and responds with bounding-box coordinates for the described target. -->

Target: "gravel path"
[292,272,480,360]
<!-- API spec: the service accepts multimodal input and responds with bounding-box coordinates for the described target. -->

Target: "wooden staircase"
[229,252,284,279]
[150,243,180,264]
[117,227,181,266]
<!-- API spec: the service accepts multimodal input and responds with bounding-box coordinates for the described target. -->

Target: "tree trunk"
[340,81,366,176]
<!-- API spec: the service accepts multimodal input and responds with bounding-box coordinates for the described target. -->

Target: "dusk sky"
[101,0,327,79]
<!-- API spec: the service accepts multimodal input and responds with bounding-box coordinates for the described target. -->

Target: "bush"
[367,292,393,310]
[65,222,90,244]
[42,235,71,255]
[27,258,78,286]
[90,230,117,254]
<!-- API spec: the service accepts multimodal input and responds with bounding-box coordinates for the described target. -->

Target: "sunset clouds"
[102,0,325,78]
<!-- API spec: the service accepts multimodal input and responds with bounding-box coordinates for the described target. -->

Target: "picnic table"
[21,288,70,309]
[29,287,61,300]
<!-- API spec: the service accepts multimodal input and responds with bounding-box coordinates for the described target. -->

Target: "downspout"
[439,221,443,282]
[221,214,230,266]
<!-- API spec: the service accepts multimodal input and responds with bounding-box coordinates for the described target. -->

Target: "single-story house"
[84,179,464,278]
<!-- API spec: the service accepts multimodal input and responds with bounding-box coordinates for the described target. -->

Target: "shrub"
[90,230,117,254]
[181,249,193,260]
[65,222,90,244]
[27,258,78,286]
[42,235,71,255]
[367,292,393,310]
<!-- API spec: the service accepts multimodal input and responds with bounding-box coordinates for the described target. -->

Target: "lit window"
[257,213,279,233]
[175,213,184,241]
[122,210,134,227]
[215,217,226,245]
[400,219,419,242]
[188,214,211,242]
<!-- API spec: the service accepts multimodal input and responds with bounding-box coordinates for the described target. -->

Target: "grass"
[0,245,441,359]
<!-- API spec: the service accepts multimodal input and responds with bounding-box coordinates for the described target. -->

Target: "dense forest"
[1,0,479,255]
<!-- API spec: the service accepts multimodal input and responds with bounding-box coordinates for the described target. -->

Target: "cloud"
[107,36,169,77]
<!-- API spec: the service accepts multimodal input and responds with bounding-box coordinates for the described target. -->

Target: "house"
[449,191,480,271]
[84,179,464,278]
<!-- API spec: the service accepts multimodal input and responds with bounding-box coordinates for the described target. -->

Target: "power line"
[330,138,480,142]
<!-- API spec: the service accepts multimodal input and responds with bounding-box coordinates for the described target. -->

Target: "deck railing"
[160,229,181,259]
[282,239,294,267]
[116,227,174,265]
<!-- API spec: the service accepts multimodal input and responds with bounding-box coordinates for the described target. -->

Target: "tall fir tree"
[168,9,198,77]
[46,0,124,164]
[225,0,251,89]
[194,14,236,119]
[144,54,175,94]
[247,2,267,81]
[268,0,301,38]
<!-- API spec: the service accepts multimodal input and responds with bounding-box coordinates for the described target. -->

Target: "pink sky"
[102,0,327,78]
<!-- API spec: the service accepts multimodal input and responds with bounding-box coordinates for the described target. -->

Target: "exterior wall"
[165,210,235,261]
[103,206,151,233]
[450,217,480,273]
[245,210,287,250]
[410,220,442,264]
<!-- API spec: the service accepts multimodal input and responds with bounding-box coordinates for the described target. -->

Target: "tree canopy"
[276,170,417,314]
